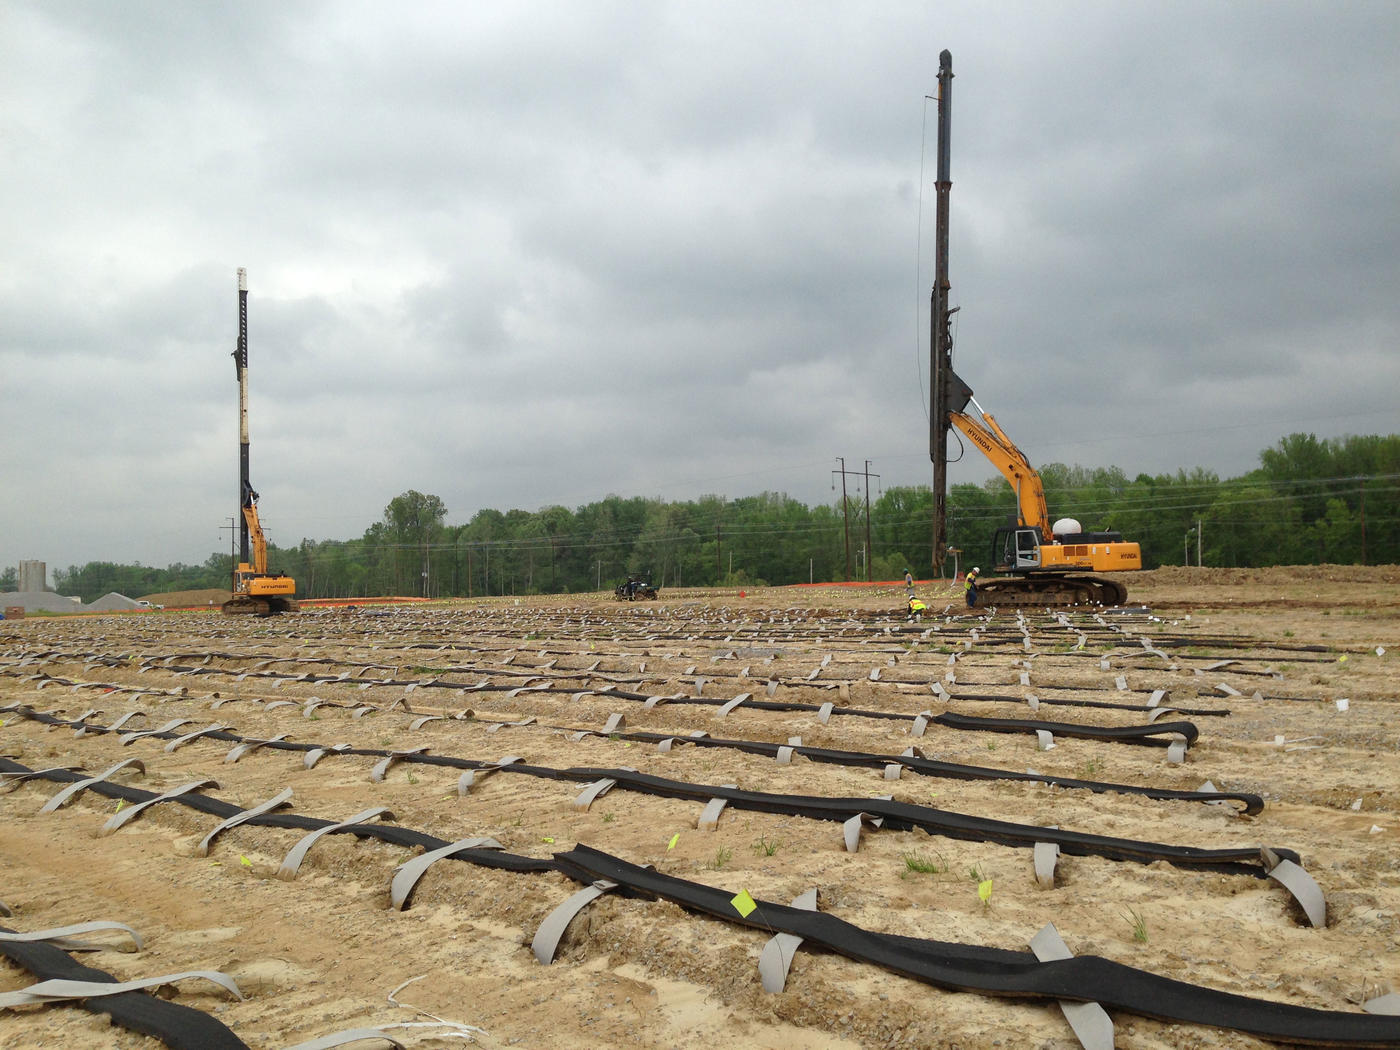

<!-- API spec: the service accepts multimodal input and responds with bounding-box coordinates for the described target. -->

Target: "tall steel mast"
[929,50,955,575]
[235,267,252,566]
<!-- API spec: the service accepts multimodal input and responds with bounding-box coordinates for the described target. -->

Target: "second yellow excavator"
[928,51,1141,607]
[221,268,298,616]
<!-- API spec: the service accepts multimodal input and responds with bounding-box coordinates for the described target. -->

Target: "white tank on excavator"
[1051,518,1082,540]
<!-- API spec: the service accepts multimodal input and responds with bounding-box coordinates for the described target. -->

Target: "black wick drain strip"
[927,710,1198,747]
[551,845,1396,1048]
[556,726,1262,815]
[0,760,1392,1047]
[579,682,1213,742]
[18,645,1299,719]
[11,667,1212,751]
[0,928,249,1050]
[914,689,1231,717]
[2,697,1261,816]
[2,707,1288,876]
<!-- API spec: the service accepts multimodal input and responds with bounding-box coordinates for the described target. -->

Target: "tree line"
[40,432,1400,603]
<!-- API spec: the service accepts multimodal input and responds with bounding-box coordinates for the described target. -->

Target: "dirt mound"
[1134,564,1399,586]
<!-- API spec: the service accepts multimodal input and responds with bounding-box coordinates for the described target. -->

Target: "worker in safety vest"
[907,595,927,619]
[964,567,980,608]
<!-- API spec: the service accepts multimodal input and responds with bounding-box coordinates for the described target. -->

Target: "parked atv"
[614,577,659,601]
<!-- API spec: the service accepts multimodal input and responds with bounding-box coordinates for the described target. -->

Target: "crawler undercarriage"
[972,574,1128,608]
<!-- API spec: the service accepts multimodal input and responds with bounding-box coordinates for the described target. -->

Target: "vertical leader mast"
[236,267,252,567]
[930,49,955,576]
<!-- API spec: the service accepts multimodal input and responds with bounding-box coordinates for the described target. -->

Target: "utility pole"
[833,459,879,582]
[220,517,237,592]
[863,460,880,581]
[1360,479,1368,565]
[1196,518,1202,567]
[833,457,852,581]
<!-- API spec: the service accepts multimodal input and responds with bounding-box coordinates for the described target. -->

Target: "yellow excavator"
[222,268,298,616]
[944,391,1141,606]
[224,479,298,616]
[929,51,1140,607]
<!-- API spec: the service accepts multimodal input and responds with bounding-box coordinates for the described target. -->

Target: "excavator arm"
[948,406,1051,541]
[239,482,269,577]
[229,485,295,610]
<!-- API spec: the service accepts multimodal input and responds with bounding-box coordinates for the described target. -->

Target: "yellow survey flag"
[731,889,757,917]
[978,879,993,903]
[667,833,680,850]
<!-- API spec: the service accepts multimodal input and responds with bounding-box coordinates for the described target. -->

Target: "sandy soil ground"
[2,566,1398,1049]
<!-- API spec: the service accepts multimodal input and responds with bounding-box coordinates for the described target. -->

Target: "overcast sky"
[3,0,1398,573]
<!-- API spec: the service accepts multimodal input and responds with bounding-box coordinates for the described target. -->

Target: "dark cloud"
[2,0,1397,569]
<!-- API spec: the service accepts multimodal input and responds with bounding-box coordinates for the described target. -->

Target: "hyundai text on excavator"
[928,52,1141,607]
[221,268,298,616]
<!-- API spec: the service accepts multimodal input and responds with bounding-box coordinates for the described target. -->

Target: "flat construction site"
[2,565,1398,1049]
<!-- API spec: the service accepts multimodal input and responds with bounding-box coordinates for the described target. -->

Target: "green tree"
[872,486,935,570]
[1312,498,1360,564]
[384,490,448,596]
[1204,482,1305,567]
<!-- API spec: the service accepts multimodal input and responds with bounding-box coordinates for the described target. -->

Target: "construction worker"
[964,567,980,608]
[907,594,927,619]
[904,568,914,591]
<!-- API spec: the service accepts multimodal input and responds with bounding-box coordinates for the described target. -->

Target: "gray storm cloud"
[2,0,1397,568]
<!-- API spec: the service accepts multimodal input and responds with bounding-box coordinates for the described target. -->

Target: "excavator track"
[973,575,1127,609]
[220,596,300,617]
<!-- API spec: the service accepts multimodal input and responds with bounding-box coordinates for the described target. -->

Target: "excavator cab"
[993,526,1042,572]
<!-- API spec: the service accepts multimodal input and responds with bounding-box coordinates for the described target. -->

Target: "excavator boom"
[948,407,1051,537]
